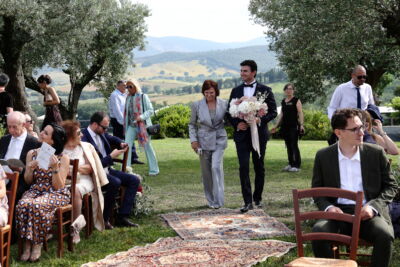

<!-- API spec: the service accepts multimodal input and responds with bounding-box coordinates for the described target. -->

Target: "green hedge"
[151,105,191,138]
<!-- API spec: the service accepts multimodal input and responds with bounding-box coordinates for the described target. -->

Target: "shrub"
[152,105,191,138]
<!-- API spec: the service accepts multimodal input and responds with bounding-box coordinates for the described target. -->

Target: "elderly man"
[0,111,41,199]
[311,108,398,267]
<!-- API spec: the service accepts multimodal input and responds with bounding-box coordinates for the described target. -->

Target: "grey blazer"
[189,97,228,151]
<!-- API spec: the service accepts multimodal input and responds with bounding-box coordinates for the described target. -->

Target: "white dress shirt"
[87,127,109,174]
[243,80,256,97]
[4,130,27,161]
[327,80,374,119]
[108,89,127,125]
[337,146,365,205]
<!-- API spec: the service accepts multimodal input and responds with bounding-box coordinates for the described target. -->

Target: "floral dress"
[15,151,71,244]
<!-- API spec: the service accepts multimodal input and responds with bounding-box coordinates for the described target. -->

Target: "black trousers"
[110,117,139,161]
[312,205,394,267]
[282,127,301,168]
[235,137,267,205]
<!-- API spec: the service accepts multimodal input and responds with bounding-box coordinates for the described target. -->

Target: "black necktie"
[243,82,256,88]
[355,87,361,109]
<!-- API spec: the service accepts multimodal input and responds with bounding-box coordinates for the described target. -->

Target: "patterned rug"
[161,208,293,240]
[82,237,296,267]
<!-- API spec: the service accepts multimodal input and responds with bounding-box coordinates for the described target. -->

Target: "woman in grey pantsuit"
[189,80,227,209]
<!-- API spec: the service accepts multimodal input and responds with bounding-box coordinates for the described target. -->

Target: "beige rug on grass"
[82,237,296,267]
[161,208,293,240]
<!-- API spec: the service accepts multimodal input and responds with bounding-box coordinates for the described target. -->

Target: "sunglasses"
[357,75,367,80]
[99,124,108,130]
[126,85,134,89]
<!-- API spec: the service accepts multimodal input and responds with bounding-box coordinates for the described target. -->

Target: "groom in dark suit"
[311,108,398,267]
[227,60,277,212]
[0,111,41,200]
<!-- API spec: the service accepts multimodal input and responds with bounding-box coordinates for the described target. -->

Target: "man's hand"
[327,206,344,213]
[191,141,200,152]
[120,143,129,149]
[360,205,375,220]
[110,148,126,159]
[237,122,248,131]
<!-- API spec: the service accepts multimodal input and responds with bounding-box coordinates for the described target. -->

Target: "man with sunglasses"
[311,108,397,267]
[82,111,140,229]
[328,65,374,119]
[109,80,143,165]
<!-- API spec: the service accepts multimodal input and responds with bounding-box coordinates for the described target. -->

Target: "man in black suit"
[227,60,277,212]
[0,111,41,200]
[81,111,140,229]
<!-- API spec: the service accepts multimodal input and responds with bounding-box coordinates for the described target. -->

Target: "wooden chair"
[44,159,78,257]
[285,187,363,267]
[1,172,19,267]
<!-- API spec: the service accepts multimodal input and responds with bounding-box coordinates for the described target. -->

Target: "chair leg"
[83,194,92,238]
[6,229,11,267]
[57,209,63,258]
[67,210,73,252]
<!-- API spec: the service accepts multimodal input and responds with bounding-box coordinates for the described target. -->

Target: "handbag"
[141,94,161,135]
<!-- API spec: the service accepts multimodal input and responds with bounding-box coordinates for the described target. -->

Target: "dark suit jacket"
[0,133,41,165]
[81,128,122,168]
[226,82,277,143]
[312,143,398,224]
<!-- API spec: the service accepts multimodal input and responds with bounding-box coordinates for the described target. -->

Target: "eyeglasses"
[357,75,367,80]
[342,125,365,134]
[126,86,133,89]
[26,120,33,124]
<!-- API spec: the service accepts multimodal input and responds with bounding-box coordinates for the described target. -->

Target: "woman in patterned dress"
[16,123,70,262]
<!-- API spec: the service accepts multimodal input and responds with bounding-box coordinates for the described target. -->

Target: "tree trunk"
[366,68,385,106]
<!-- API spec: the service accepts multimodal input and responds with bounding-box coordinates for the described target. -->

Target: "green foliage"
[132,181,154,216]
[152,105,191,138]
[249,0,400,102]
[0,120,5,138]
[302,110,331,140]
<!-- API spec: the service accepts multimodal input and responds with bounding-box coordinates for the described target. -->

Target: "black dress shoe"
[254,201,263,208]
[240,203,253,213]
[132,159,145,165]
[104,221,114,230]
[116,216,139,227]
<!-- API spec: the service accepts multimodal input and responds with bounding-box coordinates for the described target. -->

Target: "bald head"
[352,65,366,75]
[7,111,26,137]
[351,65,367,86]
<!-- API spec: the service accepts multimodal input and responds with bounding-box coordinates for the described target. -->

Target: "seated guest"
[0,165,8,227]
[0,111,41,200]
[16,123,70,262]
[62,120,109,244]
[312,108,398,267]
[361,110,399,155]
[0,73,13,128]
[81,111,140,229]
[24,113,39,139]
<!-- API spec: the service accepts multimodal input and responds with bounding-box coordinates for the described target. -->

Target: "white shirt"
[337,146,365,205]
[4,130,27,161]
[243,80,256,97]
[109,89,127,125]
[87,127,109,174]
[327,80,374,119]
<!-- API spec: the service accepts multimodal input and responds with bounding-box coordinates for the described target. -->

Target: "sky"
[132,0,266,43]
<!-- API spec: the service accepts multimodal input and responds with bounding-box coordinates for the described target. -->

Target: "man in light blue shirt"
[109,80,143,164]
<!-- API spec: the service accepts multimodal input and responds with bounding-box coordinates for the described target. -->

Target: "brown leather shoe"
[104,221,114,230]
[116,216,139,227]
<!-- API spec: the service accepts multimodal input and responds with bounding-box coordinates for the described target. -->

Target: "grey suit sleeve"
[188,102,199,143]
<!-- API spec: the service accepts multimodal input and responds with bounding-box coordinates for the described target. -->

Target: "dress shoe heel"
[240,203,253,213]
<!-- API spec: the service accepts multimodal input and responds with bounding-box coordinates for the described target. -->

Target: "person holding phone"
[271,83,304,172]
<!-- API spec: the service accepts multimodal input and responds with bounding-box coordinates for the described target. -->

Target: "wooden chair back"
[292,187,363,260]
[112,147,129,172]
[5,172,19,229]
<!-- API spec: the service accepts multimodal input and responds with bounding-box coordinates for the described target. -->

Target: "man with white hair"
[0,111,41,198]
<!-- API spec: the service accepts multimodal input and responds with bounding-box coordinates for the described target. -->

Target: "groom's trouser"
[235,137,267,205]
[312,204,394,267]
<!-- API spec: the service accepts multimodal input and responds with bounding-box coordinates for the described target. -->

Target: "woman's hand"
[191,141,200,152]
[270,127,277,134]
[27,160,39,170]
[372,119,384,135]
[49,155,60,170]
[78,164,93,175]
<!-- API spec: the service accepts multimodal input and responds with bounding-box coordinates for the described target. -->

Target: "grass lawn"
[9,138,400,266]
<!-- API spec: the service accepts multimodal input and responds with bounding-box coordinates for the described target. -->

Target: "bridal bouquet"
[229,92,269,157]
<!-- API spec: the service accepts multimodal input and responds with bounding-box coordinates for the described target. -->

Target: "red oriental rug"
[82,237,296,267]
[161,208,293,240]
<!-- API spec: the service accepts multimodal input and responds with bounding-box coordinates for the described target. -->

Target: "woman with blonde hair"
[124,80,159,176]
